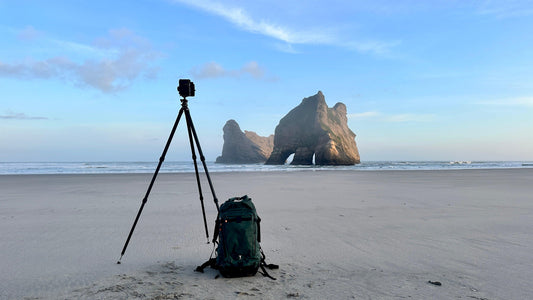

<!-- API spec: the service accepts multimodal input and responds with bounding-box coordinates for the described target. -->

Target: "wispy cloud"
[0,111,49,120]
[191,61,275,80]
[344,40,402,55]
[171,0,398,55]
[273,43,301,54]
[476,0,533,18]
[383,113,436,122]
[476,97,533,107]
[349,111,381,118]
[16,25,43,41]
[349,111,436,122]
[0,28,160,93]
[171,0,332,44]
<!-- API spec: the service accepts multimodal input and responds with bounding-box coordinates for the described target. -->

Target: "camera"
[178,79,195,98]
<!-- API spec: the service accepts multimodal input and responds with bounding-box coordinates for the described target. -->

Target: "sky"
[1,0,532,162]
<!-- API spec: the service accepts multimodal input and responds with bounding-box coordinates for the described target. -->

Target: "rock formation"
[265,91,360,165]
[243,130,274,160]
[215,119,274,164]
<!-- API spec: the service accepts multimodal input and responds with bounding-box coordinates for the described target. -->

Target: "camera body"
[178,79,195,98]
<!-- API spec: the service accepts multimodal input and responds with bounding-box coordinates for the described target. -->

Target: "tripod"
[117,90,220,264]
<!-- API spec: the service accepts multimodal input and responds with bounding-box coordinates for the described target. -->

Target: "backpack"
[195,195,278,279]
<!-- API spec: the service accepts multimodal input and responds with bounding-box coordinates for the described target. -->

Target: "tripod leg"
[184,108,210,242]
[118,108,185,264]
[184,109,220,212]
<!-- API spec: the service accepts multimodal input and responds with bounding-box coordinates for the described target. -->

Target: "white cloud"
[240,61,264,79]
[17,25,43,41]
[383,113,436,122]
[0,111,49,120]
[349,111,435,122]
[171,0,332,44]
[191,61,268,80]
[191,62,226,79]
[171,0,398,55]
[345,40,402,55]
[348,111,381,118]
[476,97,533,107]
[273,43,301,54]
[476,0,533,18]
[0,28,160,93]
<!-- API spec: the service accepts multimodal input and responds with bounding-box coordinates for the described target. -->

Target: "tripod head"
[178,79,195,99]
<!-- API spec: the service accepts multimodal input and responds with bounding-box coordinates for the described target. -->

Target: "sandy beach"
[1,169,532,299]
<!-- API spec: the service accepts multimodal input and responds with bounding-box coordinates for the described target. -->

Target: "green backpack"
[196,195,278,279]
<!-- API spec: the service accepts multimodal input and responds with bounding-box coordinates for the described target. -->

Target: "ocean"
[1,161,532,175]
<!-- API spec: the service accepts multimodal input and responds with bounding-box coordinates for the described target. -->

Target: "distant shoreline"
[1,160,532,175]
[2,167,533,178]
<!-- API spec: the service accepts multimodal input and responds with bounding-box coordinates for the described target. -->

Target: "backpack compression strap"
[195,242,218,273]
[259,248,279,280]
[195,257,217,273]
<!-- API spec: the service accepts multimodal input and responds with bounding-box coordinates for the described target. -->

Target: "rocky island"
[217,91,360,165]
[215,120,274,164]
[266,91,360,165]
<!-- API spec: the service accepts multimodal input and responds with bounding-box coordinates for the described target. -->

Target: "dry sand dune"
[1,169,532,299]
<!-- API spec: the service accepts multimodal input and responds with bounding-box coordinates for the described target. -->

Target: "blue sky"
[1,0,532,162]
